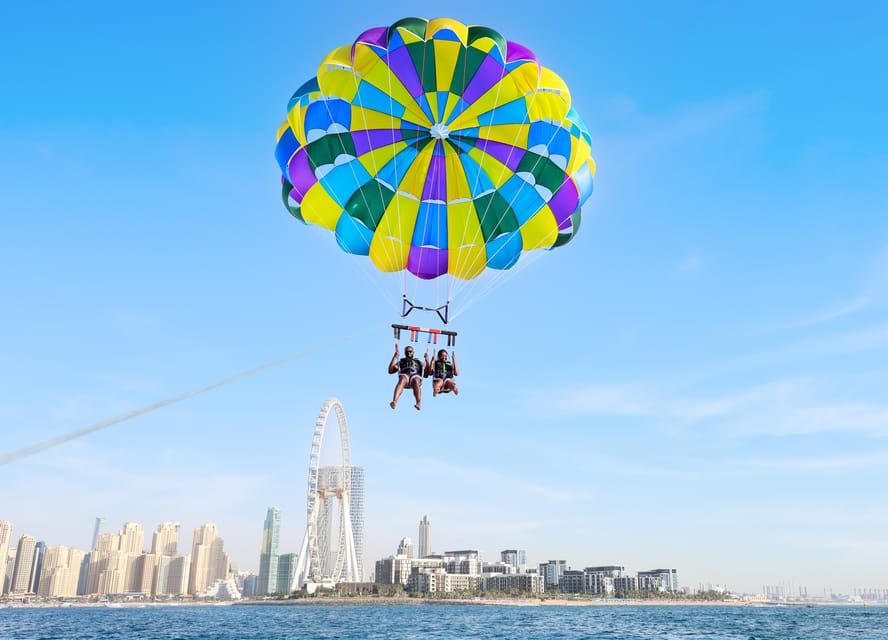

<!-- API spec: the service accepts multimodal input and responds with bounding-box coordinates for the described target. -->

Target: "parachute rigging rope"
[0,323,384,466]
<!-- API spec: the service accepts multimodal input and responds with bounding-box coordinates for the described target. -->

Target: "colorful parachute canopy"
[275,17,595,281]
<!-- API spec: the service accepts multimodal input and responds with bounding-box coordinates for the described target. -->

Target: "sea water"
[1,603,885,640]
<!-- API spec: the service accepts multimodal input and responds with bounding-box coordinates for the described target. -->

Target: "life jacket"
[399,357,421,376]
[433,359,454,379]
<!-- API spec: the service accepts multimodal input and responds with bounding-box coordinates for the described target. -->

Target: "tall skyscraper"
[3,550,15,596]
[91,517,105,550]
[0,521,12,596]
[151,522,180,556]
[10,534,37,595]
[349,467,365,581]
[189,523,228,595]
[258,507,281,595]
[29,541,45,594]
[418,515,431,558]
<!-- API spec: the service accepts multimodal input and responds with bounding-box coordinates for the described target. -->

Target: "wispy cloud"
[775,295,873,331]
[540,378,888,438]
[771,243,888,331]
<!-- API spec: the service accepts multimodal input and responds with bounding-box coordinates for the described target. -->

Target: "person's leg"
[391,375,408,408]
[433,379,442,396]
[445,379,458,395]
[411,377,422,409]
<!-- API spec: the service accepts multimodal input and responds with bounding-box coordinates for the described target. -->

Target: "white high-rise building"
[397,537,414,558]
[0,521,12,595]
[418,515,431,558]
[10,534,37,595]
[151,522,179,556]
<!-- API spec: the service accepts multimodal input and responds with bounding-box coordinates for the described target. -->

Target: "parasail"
[275,17,595,318]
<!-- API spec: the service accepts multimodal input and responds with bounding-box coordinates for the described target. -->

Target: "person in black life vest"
[389,344,424,410]
[426,349,459,397]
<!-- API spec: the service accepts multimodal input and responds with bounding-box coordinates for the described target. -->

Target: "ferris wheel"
[292,398,360,591]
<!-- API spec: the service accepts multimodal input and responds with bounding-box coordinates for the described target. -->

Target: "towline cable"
[0,324,383,466]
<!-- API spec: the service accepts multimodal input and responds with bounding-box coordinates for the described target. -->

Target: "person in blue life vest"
[426,349,459,397]
[389,344,424,410]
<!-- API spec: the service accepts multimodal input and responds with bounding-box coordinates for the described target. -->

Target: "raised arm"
[423,350,432,377]
[388,344,400,374]
[451,351,459,376]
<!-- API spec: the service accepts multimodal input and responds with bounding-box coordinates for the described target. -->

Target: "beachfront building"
[10,534,38,595]
[560,570,585,594]
[410,567,480,594]
[482,572,545,595]
[539,560,567,589]
[3,550,15,596]
[375,555,443,586]
[443,550,482,575]
[637,569,679,593]
[375,554,412,585]
[197,577,242,600]
[37,546,85,598]
[0,521,11,595]
[581,566,623,595]
[614,574,638,593]
[188,523,230,596]
[501,549,527,573]
[155,554,190,596]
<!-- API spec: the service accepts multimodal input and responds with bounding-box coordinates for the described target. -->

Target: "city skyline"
[2,0,887,597]
[3,513,885,600]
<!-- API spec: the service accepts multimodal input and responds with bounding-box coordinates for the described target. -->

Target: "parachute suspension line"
[451,62,568,314]
[344,47,404,309]
[450,248,548,321]
[303,88,400,316]
[348,44,400,282]
[0,323,386,467]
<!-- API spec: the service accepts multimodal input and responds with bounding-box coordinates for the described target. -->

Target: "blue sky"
[1,0,887,595]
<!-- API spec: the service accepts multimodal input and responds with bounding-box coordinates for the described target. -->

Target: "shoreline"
[3,597,881,609]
